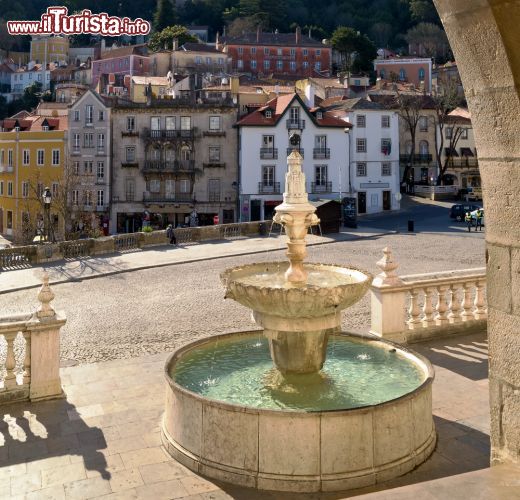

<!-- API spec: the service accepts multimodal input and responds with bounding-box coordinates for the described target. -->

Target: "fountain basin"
[161,331,436,493]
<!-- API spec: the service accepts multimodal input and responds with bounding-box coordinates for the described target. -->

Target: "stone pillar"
[27,272,66,401]
[434,0,520,465]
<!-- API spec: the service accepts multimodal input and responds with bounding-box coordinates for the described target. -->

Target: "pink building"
[373,58,432,93]
[92,44,150,93]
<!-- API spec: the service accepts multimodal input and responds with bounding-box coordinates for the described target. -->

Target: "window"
[8,150,13,166]
[357,162,367,176]
[356,115,366,128]
[264,47,269,55]
[262,166,275,187]
[97,162,104,180]
[149,179,160,193]
[237,60,243,69]
[381,139,392,155]
[265,110,272,118]
[84,161,93,174]
[37,149,44,165]
[381,115,390,128]
[251,60,257,69]
[238,47,243,55]
[97,190,104,207]
[209,116,221,130]
[165,116,175,130]
[52,182,59,198]
[74,110,80,121]
[251,47,256,55]
[0,150,3,166]
[84,133,94,147]
[380,69,386,79]
[85,191,92,206]
[262,135,274,148]
[180,116,191,130]
[72,190,79,205]
[381,162,392,176]
[290,61,296,71]
[209,147,221,162]
[98,110,105,121]
[208,179,220,201]
[23,150,30,165]
[195,56,202,65]
[303,49,308,56]
[151,116,161,131]
[52,149,60,165]
[97,133,105,149]
[316,111,323,119]
[399,68,406,81]
[264,60,270,70]
[418,68,425,81]
[7,181,13,196]
[0,181,3,195]
[290,48,296,57]
[315,165,327,185]
[22,181,29,198]
[218,57,224,65]
[290,107,300,123]
[73,161,79,175]
[73,133,80,149]
[419,140,429,155]
[303,61,309,69]
[127,116,135,131]
[86,104,93,124]
[315,62,321,71]
[125,178,135,201]
[126,145,135,162]
[179,179,190,193]
[316,49,321,56]
[461,128,468,139]
[446,127,453,139]
[419,116,428,132]
[165,179,174,196]
[6,211,12,229]
[356,138,367,153]
[315,135,327,149]
[277,60,283,70]
[276,48,282,56]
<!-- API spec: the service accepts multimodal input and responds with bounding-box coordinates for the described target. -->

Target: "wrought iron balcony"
[286,148,304,158]
[203,162,226,168]
[258,182,281,194]
[260,148,278,159]
[448,158,479,168]
[144,128,194,140]
[313,148,330,159]
[143,192,194,203]
[143,160,195,172]
[177,159,195,171]
[310,182,332,193]
[286,119,306,130]
[399,153,433,164]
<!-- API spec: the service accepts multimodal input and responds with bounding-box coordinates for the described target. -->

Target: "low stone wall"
[0,221,267,269]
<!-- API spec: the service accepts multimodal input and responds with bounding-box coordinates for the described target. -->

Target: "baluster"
[22,332,31,386]
[407,288,422,329]
[422,287,435,327]
[461,281,475,321]
[4,333,17,389]
[435,285,450,325]
[474,280,487,320]
[448,284,463,323]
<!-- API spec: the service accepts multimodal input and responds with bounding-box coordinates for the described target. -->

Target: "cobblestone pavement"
[0,232,485,365]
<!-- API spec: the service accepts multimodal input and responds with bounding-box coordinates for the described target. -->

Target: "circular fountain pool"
[162,331,436,493]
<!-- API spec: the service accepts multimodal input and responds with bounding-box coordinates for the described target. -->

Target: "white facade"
[11,69,51,94]
[341,108,401,214]
[238,100,350,221]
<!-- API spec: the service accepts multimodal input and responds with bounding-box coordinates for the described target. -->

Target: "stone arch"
[434,0,520,466]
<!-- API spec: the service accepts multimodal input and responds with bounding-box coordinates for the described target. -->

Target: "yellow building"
[0,115,67,242]
[130,76,171,103]
[30,35,69,65]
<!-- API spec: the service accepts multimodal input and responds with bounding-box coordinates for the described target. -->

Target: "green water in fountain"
[171,335,426,411]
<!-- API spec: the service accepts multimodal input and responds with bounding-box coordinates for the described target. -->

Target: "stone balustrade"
[0,221,267,270]
[0,273,66,403]
[370,247,486,343]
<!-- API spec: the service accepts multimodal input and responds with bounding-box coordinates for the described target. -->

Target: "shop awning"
[460,147,474,156]
[445,147,459,157]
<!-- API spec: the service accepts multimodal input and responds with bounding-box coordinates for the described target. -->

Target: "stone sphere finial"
[374,247,403,286]
[37,271,56,319]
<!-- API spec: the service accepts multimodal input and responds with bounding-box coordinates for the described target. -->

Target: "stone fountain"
[162,151,436,492]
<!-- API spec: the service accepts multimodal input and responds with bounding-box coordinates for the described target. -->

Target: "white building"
[11,64,51,95]
[236,93,352,221]
[324,97,401,214]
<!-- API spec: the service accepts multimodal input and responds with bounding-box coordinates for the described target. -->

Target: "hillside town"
[0,24,477,243]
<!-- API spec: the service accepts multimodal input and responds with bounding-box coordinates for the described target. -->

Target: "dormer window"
[265,110,272,118]
[316,111,323,119]
[42,126,49,131]
[14,126,20,131]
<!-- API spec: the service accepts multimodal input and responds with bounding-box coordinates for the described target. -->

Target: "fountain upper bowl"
[221,261,372,318]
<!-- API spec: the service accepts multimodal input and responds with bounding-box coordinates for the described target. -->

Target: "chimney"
[296,26,301,44]
[173,38,178,51]
[256,25,261,43]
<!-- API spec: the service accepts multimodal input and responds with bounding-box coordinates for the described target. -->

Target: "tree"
[147,25,198,52]
[409,0,440,24]
[405,22,449,62]
[369,22,393,48]
[153,0,177,33]
[331,27,377,75]
[438,120,467,186]
[226,17,262,37]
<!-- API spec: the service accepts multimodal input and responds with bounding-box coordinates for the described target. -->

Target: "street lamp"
[42,186,53,243]
[343,127,352,197]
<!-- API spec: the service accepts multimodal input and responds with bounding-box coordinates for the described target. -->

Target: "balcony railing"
[203,162,226,168]
[286,119,306,130]
[144,128,195,140]
[313,148,330,159]
[177,159,195,171]
[143,192,194,203]
[260,148,278,159]
[203,130,226,137]
[448,158,479,168]
[142,160,195,172]
[258,182,281,194]
[399,154,433,164]
[121,162,139,168]
[287,148,304,158]
[310,181,332,193]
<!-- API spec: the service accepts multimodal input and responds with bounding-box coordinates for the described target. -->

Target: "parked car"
[470,208,485,227]
[450,204,482,221]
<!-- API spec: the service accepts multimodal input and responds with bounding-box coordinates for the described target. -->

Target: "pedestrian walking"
[465,212,472,232]
[476,209,483,231]
[166,224,177,245]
